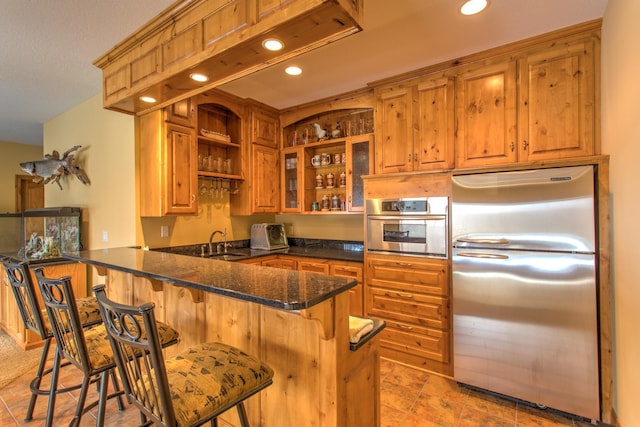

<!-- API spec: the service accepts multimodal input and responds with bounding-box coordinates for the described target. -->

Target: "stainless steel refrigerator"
[451,165,600,421]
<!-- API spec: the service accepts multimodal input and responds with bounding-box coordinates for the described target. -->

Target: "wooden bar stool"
[34,268,180,426]
[1,258,102,426]
[93,284,274,427]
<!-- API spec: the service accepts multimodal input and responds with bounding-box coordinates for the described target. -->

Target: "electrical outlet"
[102,231,108,242]
[160,225,169,238]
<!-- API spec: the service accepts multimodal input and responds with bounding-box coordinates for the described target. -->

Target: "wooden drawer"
[330,261,364,317]
[297,259,330,274]
[330,262,363,282]
[380,319,449,364]
[366,255,449,296]
[367,286,448,330]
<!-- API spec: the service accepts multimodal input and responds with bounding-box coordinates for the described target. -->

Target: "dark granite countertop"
[64,247,357,311]
[154,238,365,263]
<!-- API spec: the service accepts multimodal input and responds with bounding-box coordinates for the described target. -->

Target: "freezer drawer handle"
[456,238,510,245]
[456,252,509,260]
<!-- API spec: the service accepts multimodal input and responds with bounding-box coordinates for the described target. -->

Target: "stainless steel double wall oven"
[365,197,448,258]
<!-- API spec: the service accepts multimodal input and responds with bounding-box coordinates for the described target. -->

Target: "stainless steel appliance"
[452,166,600,421]
[366,197,448,258]
[250,223,289,250]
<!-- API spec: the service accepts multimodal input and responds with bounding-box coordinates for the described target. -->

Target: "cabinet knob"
[522,140,529,150]
[414,153,417,161]
[510,141,515,152]
[407,153,412,162]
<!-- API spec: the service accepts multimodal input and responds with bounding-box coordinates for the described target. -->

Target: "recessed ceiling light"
[262,38,284,51]
[140,96,157,103]
[189,73,209,82]
[285,66,302,76]
[460,0,489,15]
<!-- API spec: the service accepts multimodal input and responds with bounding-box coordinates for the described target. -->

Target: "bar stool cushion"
[67,320,180,371]
[158,342,274,427]
[41,296,103,333]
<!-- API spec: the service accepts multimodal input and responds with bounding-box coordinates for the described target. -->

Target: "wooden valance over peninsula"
[93,0,364,115]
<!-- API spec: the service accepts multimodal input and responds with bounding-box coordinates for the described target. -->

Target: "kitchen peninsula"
[65,247,382,427]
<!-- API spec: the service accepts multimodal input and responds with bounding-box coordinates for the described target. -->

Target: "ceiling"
[0,0,608,147]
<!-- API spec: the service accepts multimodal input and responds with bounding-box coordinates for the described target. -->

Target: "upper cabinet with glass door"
[281,107,373,214]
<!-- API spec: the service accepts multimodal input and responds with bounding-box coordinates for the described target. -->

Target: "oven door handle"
[367,215,446,221]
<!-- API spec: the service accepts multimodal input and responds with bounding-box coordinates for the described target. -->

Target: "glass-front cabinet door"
[282,149,301,212]
[347,134,374,212]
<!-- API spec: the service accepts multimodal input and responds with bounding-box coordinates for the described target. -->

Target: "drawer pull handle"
[395,292,413,299]
[395,262,412,267]
[397,324,414,331]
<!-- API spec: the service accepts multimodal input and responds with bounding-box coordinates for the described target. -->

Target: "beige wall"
[44,94,137,251]
[0,140,42,213]
[602,1,640,424]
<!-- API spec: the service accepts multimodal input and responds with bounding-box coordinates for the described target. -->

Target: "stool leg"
[70,375,91,427]
[25,336,52,421]
[44,347,62,427]
[96,371,109,426]
[237,402,250,427]
[109,368,125,411]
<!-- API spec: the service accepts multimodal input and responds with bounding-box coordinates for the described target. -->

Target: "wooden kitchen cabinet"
[1,262,87,350]
[139,111,198,216]
[517,38,596,162]
[455,60,518,168]
[166,97,195,127]
[455,35,597,168]
[250,107,279,149]
[330,260,364,317]
[231,102,280,214]
[280,133,373,213]
[297,258,330,274]
[196,102,243,180]
[261,257,297,270]
[374,74,455,174]
[238,254,364,316]
[280,101,373,214]
[365,253,451,376]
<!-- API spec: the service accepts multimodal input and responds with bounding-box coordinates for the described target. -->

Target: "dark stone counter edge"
[350,318,386,352]
[63,252,358,311]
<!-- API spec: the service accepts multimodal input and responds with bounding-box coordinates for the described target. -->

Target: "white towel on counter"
[349,316,374,344]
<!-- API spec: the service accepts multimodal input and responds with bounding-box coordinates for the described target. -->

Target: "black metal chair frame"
[93,284,273,427]
[1,257,101,426]
[33,267,125,427]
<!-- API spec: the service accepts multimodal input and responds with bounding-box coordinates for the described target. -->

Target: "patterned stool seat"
[41,296,103,332]
[161,343,274,427]
[68,320,180,370]
[94,284,274,427]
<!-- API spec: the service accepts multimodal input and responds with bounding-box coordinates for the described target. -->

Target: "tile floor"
[0,355,600,426]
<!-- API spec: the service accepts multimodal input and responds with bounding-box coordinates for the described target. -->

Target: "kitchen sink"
[203,252,246,261]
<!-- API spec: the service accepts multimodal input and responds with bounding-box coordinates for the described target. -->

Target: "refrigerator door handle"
[456,252,509,259]
[456,238,510,245]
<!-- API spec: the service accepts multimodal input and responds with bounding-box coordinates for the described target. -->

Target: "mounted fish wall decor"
[19,145,90,190]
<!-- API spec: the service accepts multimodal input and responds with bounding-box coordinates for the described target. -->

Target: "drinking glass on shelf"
[199,179,208,197]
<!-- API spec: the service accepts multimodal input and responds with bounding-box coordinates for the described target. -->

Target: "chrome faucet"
[208,229,226,254]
